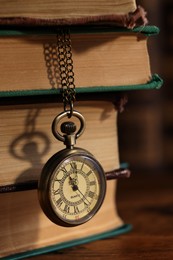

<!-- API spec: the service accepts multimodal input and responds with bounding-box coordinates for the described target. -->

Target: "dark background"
[118,0,173,174]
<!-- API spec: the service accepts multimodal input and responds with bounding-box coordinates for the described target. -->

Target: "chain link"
[44,43,57,89]
[57,28,76,117]
[44,28,76,117]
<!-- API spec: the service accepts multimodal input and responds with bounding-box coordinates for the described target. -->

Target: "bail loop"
[52,110,86,144]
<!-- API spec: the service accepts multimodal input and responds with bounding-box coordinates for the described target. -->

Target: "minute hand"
[76,187,90,205]
[69,177,90,205]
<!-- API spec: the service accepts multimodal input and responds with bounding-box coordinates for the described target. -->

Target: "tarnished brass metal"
[44,28,76,118]
[52,110,86,148]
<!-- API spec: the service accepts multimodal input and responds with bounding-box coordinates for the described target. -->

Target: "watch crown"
[61,121,76,135]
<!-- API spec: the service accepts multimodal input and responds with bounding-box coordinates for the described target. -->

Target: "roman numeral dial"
[39,148,106,227]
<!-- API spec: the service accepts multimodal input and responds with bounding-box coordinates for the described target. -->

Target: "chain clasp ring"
[64,100,74,118]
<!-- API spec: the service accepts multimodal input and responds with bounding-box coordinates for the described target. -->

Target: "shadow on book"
[0,108,50,257]
[9,108,50,183]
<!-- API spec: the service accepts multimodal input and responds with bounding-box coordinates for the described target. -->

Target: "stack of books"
[0,0,163,259]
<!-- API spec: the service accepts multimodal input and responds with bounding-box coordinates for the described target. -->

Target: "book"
[0,0,143,29]
[0,26,162,97]
[0,100,121,186]
[0,0,137,20]
[0,99,131,259]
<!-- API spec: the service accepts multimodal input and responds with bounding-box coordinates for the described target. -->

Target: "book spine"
[0,6,147,29]
[0,168,131,193]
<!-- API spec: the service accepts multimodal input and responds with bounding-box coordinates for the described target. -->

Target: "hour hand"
[70,162,78,178]
[69,176,78,191]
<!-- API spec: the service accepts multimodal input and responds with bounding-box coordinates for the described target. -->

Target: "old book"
[0,25,162,96]
[0,100,121,186]
[0,99,131,259]
[0,0,138,24]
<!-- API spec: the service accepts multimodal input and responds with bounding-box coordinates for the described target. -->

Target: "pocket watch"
[38,28,106,227]
[38,110,106,227]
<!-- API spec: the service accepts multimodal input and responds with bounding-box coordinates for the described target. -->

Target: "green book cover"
[0,74,163,98]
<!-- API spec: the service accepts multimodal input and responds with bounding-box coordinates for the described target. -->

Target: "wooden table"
[26,172,173,259]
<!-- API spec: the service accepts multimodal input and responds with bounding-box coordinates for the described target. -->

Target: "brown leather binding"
[106,168,131,180]
[0,6,147,29]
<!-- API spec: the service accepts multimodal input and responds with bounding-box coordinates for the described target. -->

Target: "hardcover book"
[0,26,162,97]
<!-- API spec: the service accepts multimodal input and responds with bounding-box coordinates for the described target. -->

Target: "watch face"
[46,152,106,226]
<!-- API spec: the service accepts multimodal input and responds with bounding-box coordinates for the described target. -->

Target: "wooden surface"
[26,172,173,260]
